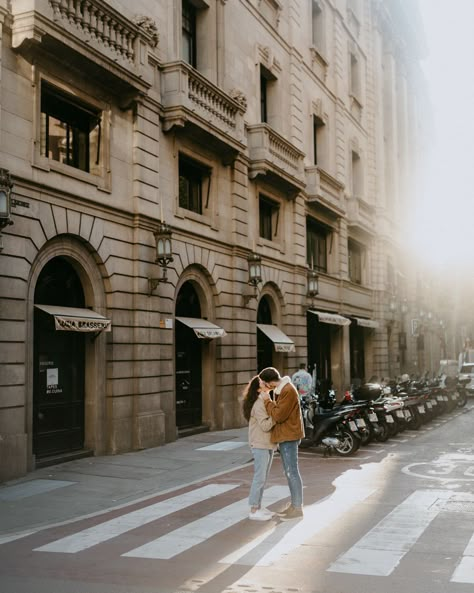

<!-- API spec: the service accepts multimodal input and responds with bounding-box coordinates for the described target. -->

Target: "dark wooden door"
[175,321,202,428]
[33,309,85,458]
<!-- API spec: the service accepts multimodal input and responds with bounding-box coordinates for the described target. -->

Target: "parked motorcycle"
[300,393,361,456]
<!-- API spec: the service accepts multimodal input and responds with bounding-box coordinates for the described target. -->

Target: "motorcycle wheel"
[374,420,390,442]
[445,395,457,413]
[457,389,468,408]
[408,407,422,430]
[387,416,399,436]
[334,429,360,456]
[358,426,372,446]
[299,425,314,448]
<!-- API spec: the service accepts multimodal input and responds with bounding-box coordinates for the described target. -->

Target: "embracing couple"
[242,366,304,521]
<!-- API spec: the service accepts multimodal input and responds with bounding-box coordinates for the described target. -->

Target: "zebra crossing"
[22,479,474,584]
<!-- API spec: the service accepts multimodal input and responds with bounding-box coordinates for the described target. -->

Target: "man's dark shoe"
[275,503,291,516]
[278,505,303,520]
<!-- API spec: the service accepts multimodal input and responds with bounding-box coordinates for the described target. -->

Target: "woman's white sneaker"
[249,508,273,521]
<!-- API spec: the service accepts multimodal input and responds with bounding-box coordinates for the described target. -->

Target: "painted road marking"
[402,450,474,482]
[451,532,474,583]
[196,441,246,451]
[123,485,288,559]
[34,483,238,554]
[327,489,453,576]
[219,485,375,566]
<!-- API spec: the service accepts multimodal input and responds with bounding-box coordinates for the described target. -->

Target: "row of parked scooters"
[299,374,469,456]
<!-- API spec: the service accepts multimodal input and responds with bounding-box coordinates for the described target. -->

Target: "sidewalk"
[0,427,251,540]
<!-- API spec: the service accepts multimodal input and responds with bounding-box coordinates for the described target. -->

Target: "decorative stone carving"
[229,89,248,112]
[133,15,159,48]
[257,44,282,77]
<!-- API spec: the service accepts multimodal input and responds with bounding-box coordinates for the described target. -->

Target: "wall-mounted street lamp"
[307,269,319,298]
[148,222,174,295]
[0,168,14,252]
[400,298,408,316]
[388,294,398,322]
[242,252,262,306]
[307,268,319,307]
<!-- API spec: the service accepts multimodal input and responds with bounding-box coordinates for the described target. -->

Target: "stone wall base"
[0,434,28,482]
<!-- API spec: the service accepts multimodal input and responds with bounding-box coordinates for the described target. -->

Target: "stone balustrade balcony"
[346,195,376,234]
[247,124,305,196]
[305,165,345,217]
[161,61,246,159]
[10,0,158,94]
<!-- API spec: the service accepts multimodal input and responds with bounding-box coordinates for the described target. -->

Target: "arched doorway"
[257,296,273,371]
[175,282,202,428]
[33,257,86,459]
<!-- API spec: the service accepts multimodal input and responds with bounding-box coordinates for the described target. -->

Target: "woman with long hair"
[242,374,276,521]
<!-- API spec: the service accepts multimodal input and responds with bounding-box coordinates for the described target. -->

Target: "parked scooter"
[300,393,361,456]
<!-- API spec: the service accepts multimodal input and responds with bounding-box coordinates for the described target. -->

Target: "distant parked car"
[458,363,474,396]
[438,359,459,387]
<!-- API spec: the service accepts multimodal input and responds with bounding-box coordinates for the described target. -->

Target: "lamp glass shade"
[157,237,172,258]
[249,262,261,283]
[247,253,262,285]
[0,190,9,218]
[307,271,319,296]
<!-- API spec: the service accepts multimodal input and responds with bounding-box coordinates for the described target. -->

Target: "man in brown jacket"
[259,367,305,520]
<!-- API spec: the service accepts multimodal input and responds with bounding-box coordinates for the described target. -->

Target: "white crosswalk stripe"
[123,485,289,559]
[34,483,239,554]
[327,489,454,576]
[452,532,474,583]
[30,480,474,585]
[218,484,375,566]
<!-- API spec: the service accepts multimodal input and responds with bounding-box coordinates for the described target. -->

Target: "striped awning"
[353,317,379,329]
[257,324,295,352]
[309,310,351,326]
[34,304,111,333]
[176,317,227,339]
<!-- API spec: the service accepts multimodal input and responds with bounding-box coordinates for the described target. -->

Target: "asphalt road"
[1,405,474,593]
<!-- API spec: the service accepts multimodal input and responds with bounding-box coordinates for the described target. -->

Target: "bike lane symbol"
[402,450,474,483]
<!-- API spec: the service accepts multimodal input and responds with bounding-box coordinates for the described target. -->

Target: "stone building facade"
[0,0,428,480]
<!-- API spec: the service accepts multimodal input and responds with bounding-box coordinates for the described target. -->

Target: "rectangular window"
[351,150,362,196]
[182,0,197,67]
[40,82,101,175]
[179,155,210,215]
[312,1,323,48]
[313,115,324,166]
[260,70,268,123]
[350,53,360,98]
[348,240,362,284]
[259,195,279,240]
[307,219,328,272]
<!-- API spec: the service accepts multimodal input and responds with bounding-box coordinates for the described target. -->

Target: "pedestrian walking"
[291,363,313,399]
[259,366,305,520]
[242,374,277,521]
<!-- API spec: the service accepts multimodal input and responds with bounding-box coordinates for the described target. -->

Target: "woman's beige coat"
[248,396,276,449]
